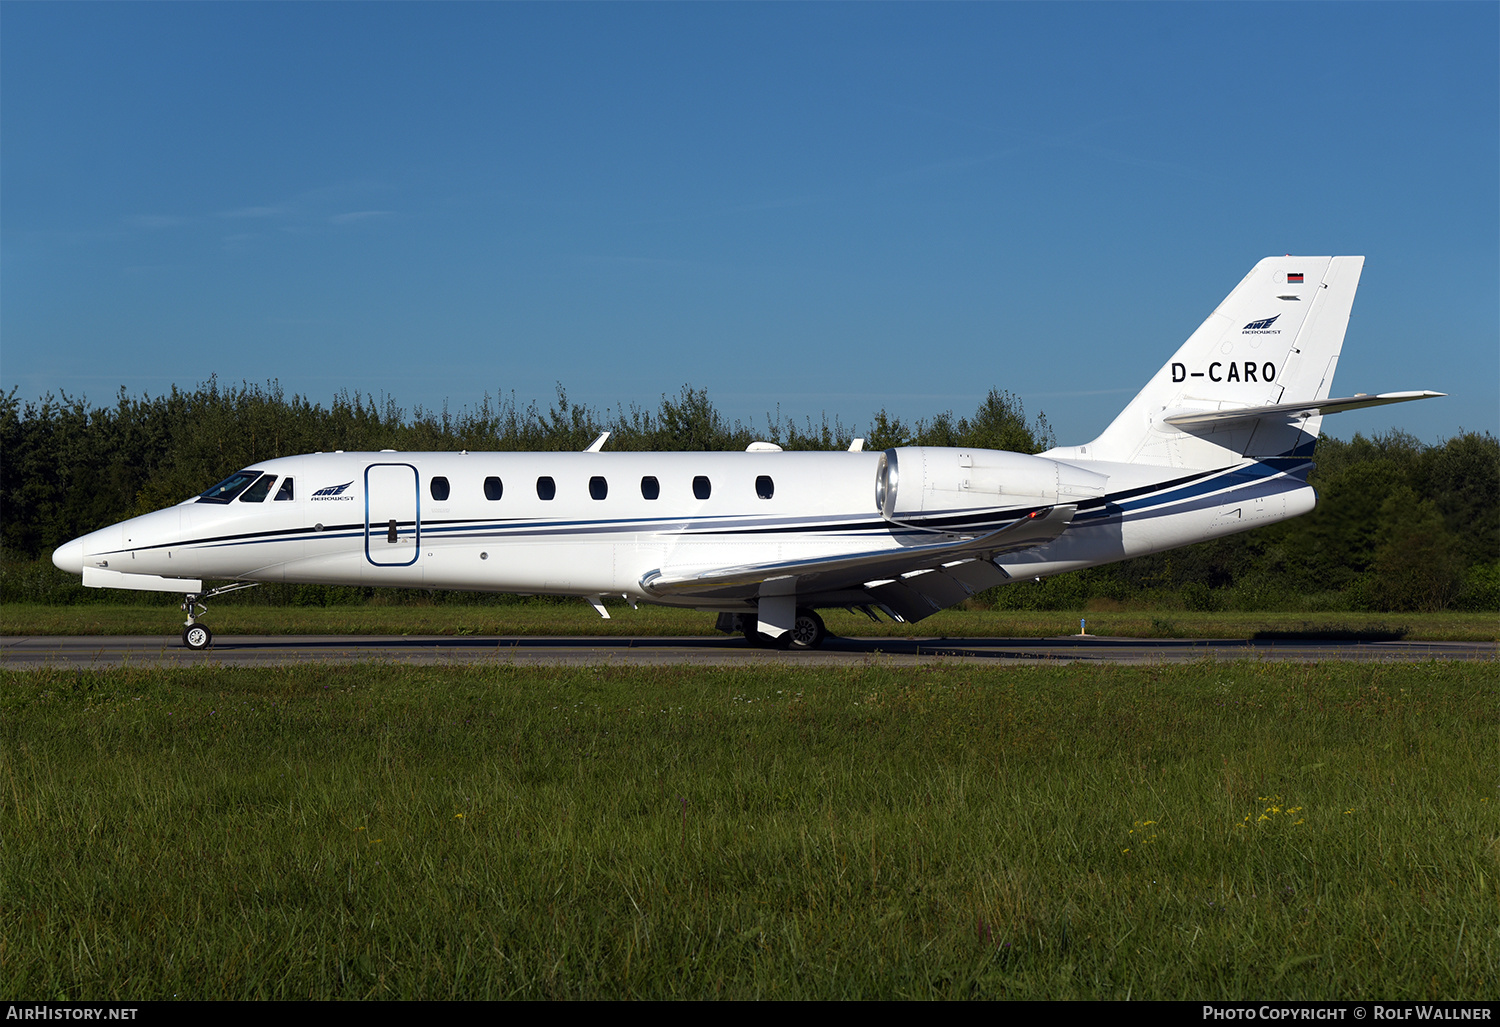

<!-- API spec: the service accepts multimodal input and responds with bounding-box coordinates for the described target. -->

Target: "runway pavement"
[1,633,1493,669]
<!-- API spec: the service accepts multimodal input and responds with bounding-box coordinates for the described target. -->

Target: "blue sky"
[3,3,1495,445]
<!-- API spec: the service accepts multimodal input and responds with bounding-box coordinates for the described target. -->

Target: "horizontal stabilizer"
[641,505,1076,601]
[1163,391,1444,430]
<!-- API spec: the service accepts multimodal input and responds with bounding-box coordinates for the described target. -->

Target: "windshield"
[197,470,264,504]
[239,474,277,503]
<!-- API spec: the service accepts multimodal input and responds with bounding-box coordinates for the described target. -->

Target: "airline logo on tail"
[1242,315,1281,333]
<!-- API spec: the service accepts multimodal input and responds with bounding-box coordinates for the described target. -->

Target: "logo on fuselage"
[312,481,356,501]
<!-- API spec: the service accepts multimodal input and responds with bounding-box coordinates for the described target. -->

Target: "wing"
[640,505,1076,619]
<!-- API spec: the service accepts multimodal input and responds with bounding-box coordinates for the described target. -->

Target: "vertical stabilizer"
[1076,256,1364,469]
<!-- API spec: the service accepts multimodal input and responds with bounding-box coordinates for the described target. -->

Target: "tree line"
[1,381,1494,612]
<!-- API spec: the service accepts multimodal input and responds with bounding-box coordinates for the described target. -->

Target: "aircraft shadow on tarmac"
[194,633,1473,663]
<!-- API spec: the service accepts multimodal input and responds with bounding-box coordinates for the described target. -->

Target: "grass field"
[2,660,1494,999]
[2,601,1496,641]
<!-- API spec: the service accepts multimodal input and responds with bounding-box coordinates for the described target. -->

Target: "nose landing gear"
[179,581,260,650]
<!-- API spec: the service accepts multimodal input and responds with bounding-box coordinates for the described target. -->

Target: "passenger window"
[537,476,556,501]
[430,477,450,501]
[273,478,294,501]
[640,476,660,500]
[589,476,608,500]
[239,474,276,503]
[756,475,774,500]
[693,476,711,500]
[484,476,503,501]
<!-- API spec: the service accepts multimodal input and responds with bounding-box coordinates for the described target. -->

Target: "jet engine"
[875,447,1107,522]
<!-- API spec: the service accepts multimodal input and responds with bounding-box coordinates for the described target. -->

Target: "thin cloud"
[125,214,189,230]
[893,103,999,136]
[1028,387,1137,398]
[328,210,391,224]
[1061,139,1209,179]
[217,205,292,220]
[871,114,1209,190]
[576,253,701,270]
[721,195,821,214]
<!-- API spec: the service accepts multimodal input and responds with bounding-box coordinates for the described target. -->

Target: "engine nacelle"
[875,446,1107,521]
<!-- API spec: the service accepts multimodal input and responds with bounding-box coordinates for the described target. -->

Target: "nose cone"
[53,538,84,575]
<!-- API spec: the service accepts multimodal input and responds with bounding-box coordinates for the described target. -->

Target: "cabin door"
[365,462,420,567]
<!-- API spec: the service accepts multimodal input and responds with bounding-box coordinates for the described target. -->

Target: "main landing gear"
[179,582,259,650]
[787,608,827,650]
[726,608,828,650]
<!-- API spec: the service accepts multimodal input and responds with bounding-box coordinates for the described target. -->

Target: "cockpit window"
[197,470,263,504]
[273,478,294,501]
[239,474,277,503]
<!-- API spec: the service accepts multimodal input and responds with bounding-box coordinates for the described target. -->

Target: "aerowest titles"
[311,481,356,501]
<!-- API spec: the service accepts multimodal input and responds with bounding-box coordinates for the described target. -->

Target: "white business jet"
[52,256,1441,650]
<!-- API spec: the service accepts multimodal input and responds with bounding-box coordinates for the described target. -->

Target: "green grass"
[2,661,1495,999]
[3,602,1496,641]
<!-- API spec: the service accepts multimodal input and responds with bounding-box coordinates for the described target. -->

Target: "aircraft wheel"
[743,626,787,649]
[182,624,213,650]
[787,608,826,650]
